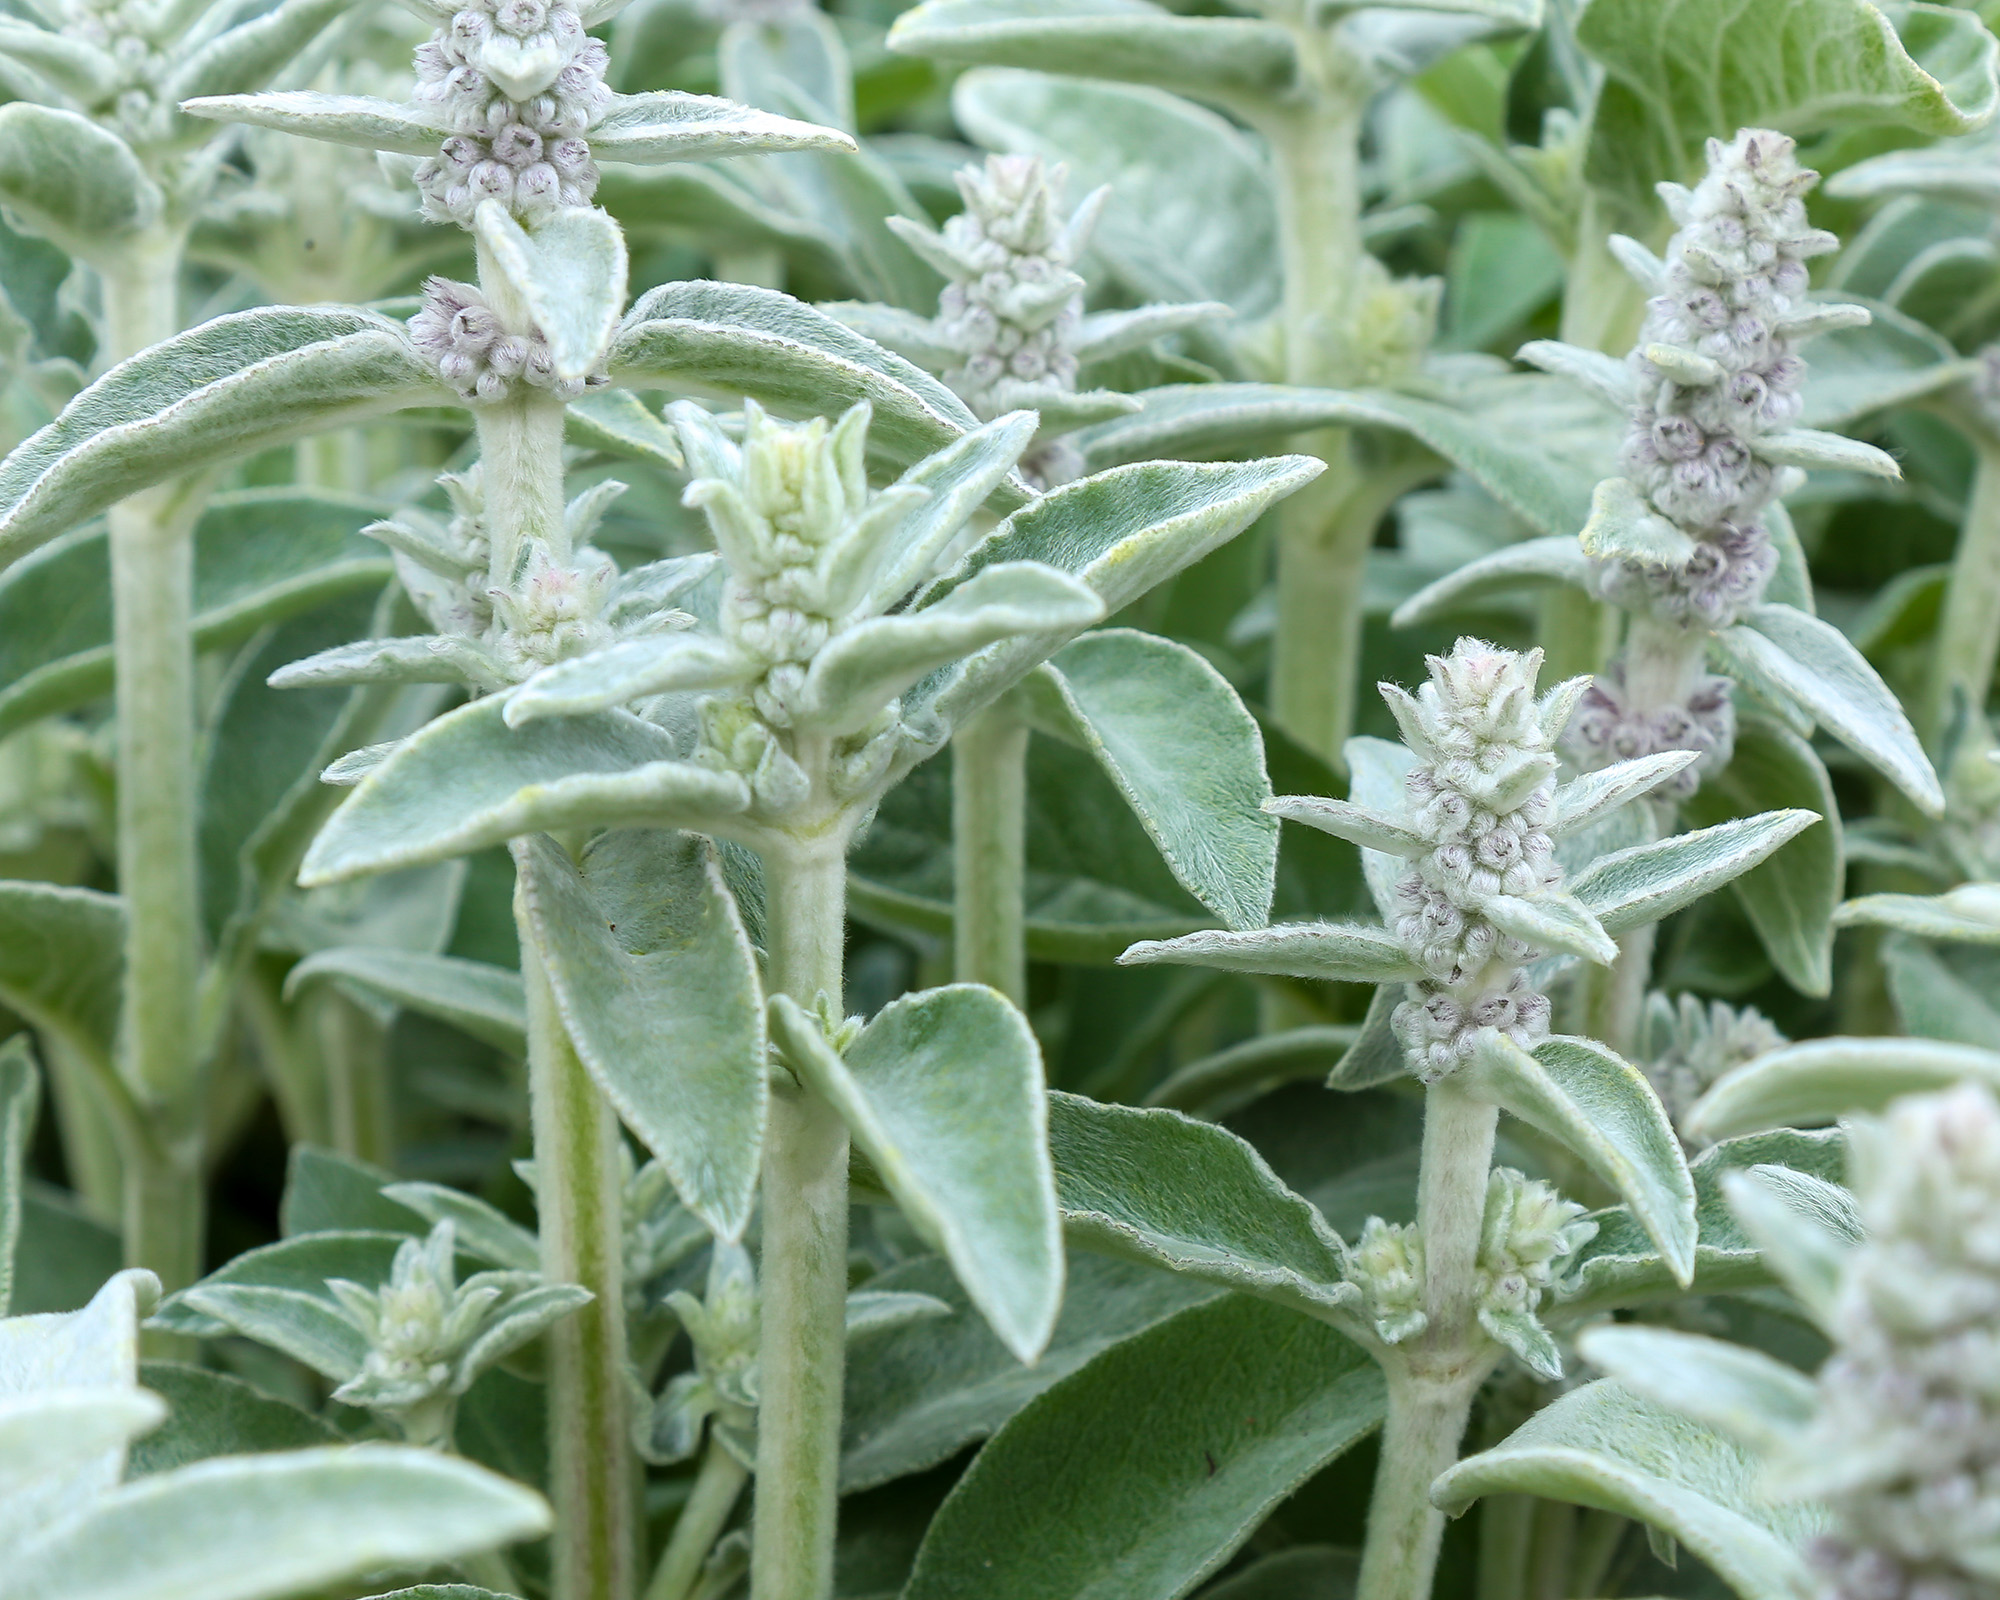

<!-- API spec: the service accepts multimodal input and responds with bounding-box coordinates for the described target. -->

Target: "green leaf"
[1884,937,2000,1047]
[610,281,997,477]
[1145,1024,1361,1117]
[279,1146,424,1238]
[1680,720,1841,997]
[1577,0,2000,230]
[519,830,766,1241]
[951,68,1280,317]
[1328,985,1410,1092]
[907,456,1321,744]
[1027,630,1277,930]
[12,1182,122,1315]
[150,1230,405,1344]
[1048,1092,1355,1320]
[0,1446,551,1600]
[586,89,857,163]
[0,489,393,742]
[564,388,684,472]
[1558,1127,1844,1314]
[0,104,160,260]
[0,1034,36,1315]
[888,0,1298,104]
[1836,884,2000,944]
[1685,1035,2000,1141]
[841,1253,1213,1492]
[1390,535,1592,628]
[1570,811,1822,937]
[474,203,628,381]
[1119,921,1419,984]
[1076,383,1597,539]
[1718,1167,1855,1328]
[0,308,441,569]
[1432,1381,1819,1600]
[1578,476,1697,566]
[299,696,748,887]
[177,91,455,154]
[159,0,354,137]
[1482,889,1618,964]
[284,949,526,1054]
[1798,294,1971,429]
[1465,1033,1697,1284]
[773,987,1061,1362]
[902,1294,1384,1600]
[0,881,122,1074]
[1574,1325,1816,1456]
[127,1363,341,1475]
[1200,1548,1358,1600]
[381,1184,539,1272]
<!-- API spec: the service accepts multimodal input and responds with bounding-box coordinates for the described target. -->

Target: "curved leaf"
[0,881,122,1072]
[1048,1092,1354,1320]
[1390,535,1591,628]
[1570,811,1822,937]
[1027,630,1277,930]
[772,986,1062,1362]
[1685,1036,2000,1142]
[474,203,627,381]
[902,1294,1384,1600]
[0,308,441,569]
[284,949,526,1054]
[518,830,765,1240]
[1836,885,2000,944]
[299,696,749,887]
[1120,921,1418,984]
[587,88,856,162]
[1575,1325,1816,1456]
[0,103,160,259]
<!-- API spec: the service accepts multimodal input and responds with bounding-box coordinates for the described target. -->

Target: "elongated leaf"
[161,0,353,128]
[1575,1325,1816,1455]
[587,89,856,162]
[1120,921,1418,984]
[773,987,1062,1362]
[611,281,995,475]
[0,881,121,1071]
[1882,936,2000,1047]
[149,1230,405,1341]
[902,1294,1384,1600]
[0,490,392,742]
[1680,720,1841,996]
[1483,889,1617,964]
[1578,0,2000,230]
[1558,1127,1845,1313]
[1433,1381,1820,1600]
[842,1253,1212,1492]
[887,0,1299,103]
[1027,630,1277,930]
[1570,811,1821,937]
[474,204,627,381]
[127,1363,340,1475]
[0,104,160,259]
[178,91,454,154]
[1728,604,1942,816]
[1144,1025,1361,1116]
[906,456,1321,746]
[565,388,684,471]
[1719,1168,1854,1328]
[1391,535,1592,628]
[1554,751,1700,835]
[0,1035,35,1315]
[1836,885,2000,944]
[0,308,441,568]
[300,696,749,887]
[1047,1092,1354,1319]
[1076,383,1596,539]
[1685,1036,2000,1141]
[1,1446,551,1600]
[503,633,751,725]
[279,1147,423,1238]
[519,831,765,1240]
[381,1184,539,1272]
[285,949,526,1054]
[1465,1033,1696,1284]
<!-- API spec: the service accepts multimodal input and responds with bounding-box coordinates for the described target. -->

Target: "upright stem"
[1559,198,1647,355]
[752,837,852,1600]
[1356,1075,1501,1600]
[1928,428,2000,751]
[647,1439,751,1600]
[103,235,206,1296]
[523,916,638,1600]
[952,704,1029,1004]
[1536,587,1612,686]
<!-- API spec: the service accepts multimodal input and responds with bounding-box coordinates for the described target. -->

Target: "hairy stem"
[1928,428,2000,752]
[1581,924,1656,1061]
[647,1439,751,1600]
[1356,1076,1500,1600]
[1536,586,1612,685]
[102,235,209,1298]
[752,836,852,1600]
[952,703,1029,1004]
[523,908,638,1600]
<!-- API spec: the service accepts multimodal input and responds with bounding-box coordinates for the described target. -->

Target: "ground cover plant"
[10,0,2000,1598]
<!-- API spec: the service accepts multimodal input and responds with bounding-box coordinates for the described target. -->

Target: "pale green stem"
[315,989,392,1166]
[40,1036,126,1221]
[1476,1495,1534,1600]
[952,703,1029,1004]
[647,1438,751,1600]
[751,834,852,1600]
[1580,924,1656,1062]
[523,921,639,1600]
[1559,197,1647,355]
[102,233,210,1299]
[1355,1075,1501,1600]
[1927,428,2000,751]
[1568,1508,1628,1598]
[1525,1499,1575,1600]
[1536,586,1612,685]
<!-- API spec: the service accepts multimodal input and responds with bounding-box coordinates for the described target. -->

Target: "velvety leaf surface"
[1686,1036,2000,1141]
[902,1294,1384,1600]
[1570,810,1820,937]
[284,949,526,1055]
[0,1034,34,1315]
[127,1363,341,1474]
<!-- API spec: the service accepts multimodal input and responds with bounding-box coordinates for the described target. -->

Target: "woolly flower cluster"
[911,155,1095,483]
[1348,1168,1593,1373]
[1639,991,1785,1146]
[1386,641,1565,1081]
[56,0,165,141]
[410,276,609,403]
[1568,661,1736,803]
[1797,1084,2000,1600]
[410,0,611,226]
